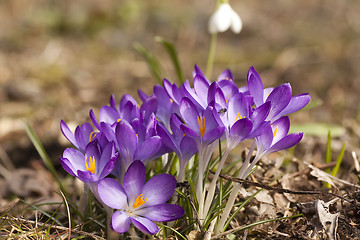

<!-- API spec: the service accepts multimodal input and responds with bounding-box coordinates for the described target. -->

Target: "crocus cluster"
[59,65,310,235]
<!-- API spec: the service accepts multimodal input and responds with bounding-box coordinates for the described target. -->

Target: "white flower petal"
[230,9,242,33]
[208,3,233,33]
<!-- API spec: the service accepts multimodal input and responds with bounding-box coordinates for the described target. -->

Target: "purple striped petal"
[217,69,234,81]
[116,120,137,161]
[62,148,86,172]
[247,66,264,107]
[89,109,100,130]
[135,204,184,222]
[141,174,177,207]
[275,93,311,120]
[228,92,249,126]
[134,136,162,161]
[266,83,292,120]
[131,216,159,235]
[77,170,98,182]
[60,120,77,148]
[124,161,146,206]
[97,178,127,209]
[271,117,290,143]
[59,157,76,177]
[179,98,200,132]
[111,211,131,233]
[267,132,303,154]
[99,105,119,125]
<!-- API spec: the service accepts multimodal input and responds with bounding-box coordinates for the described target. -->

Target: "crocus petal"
[255,124,273,155]
[251,102,271,128]
[157,123,179,153]
[140,96,158,122]
[275,93,311,120]
[109,94,116,109]
[271,117,290,143]
[99,105,119,125]
[97,178,127,210]
[77,170,98,182]
[62,148,86,172]
[131,216,159,235]
[247,66,264,107]
[60,120,77,148]
[138,89,149,102]
[266,132,303,155]
[203,127,224,144]
[59,157,76,177]
[179,98,200,132]
[228,92,249,125]
[98,155,117,180]
[124,160,146,207]
[228,118,252,145]
[181,80,206,110]
[141,174,177,207]
[98,142,116,174]
[135,204,184,222]
[218,79,239,101]
[266,83,292,121]
[116,120,137,161]
[217,69,234,82]
[89,109,100,130]
[180,124,200,139]
[111,211,131,234]
[179,136,198,163]
[134,136,162,161]
[193,74,210,107]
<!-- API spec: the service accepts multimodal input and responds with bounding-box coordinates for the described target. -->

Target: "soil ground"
[1,1,360,239]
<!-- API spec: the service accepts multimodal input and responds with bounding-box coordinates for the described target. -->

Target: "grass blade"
[155,36,185,84]
[22,120,65,194]
[331,142,346,177]
[133,42,163,84]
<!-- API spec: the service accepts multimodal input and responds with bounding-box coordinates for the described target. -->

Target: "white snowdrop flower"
[208,2,242,34]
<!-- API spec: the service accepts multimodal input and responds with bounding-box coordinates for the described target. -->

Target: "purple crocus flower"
[255,116,303,158]
[157,114,198,180]
[59,140,118,183]
[60,120,97,153]
[179,97,225,147]
[97,161,184,235]
[247,66,311,122]
[89,94,140,130]
[138,82,180,129]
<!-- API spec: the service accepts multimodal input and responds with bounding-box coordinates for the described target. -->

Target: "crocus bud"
[208,2,242,34]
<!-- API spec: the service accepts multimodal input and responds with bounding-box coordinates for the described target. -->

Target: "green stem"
[205,33,218,80]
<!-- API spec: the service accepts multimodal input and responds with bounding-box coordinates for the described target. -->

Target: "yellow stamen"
[226,95,229,103]
[117,118,121,122]
[136,134,139,143]
[170,98,173,103]
[273,126,279,139]
[88,132,97,143]
[197,115,206,138]
[133,194,148,209]
[234,113,242,123]
[85,156,95,174]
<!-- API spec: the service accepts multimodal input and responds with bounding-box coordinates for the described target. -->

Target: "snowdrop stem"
[205,33,218,79]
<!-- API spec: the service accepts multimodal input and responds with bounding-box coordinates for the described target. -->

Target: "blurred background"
[1,0,360,169]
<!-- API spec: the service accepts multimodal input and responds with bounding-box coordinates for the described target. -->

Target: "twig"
[210,171,357,206]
